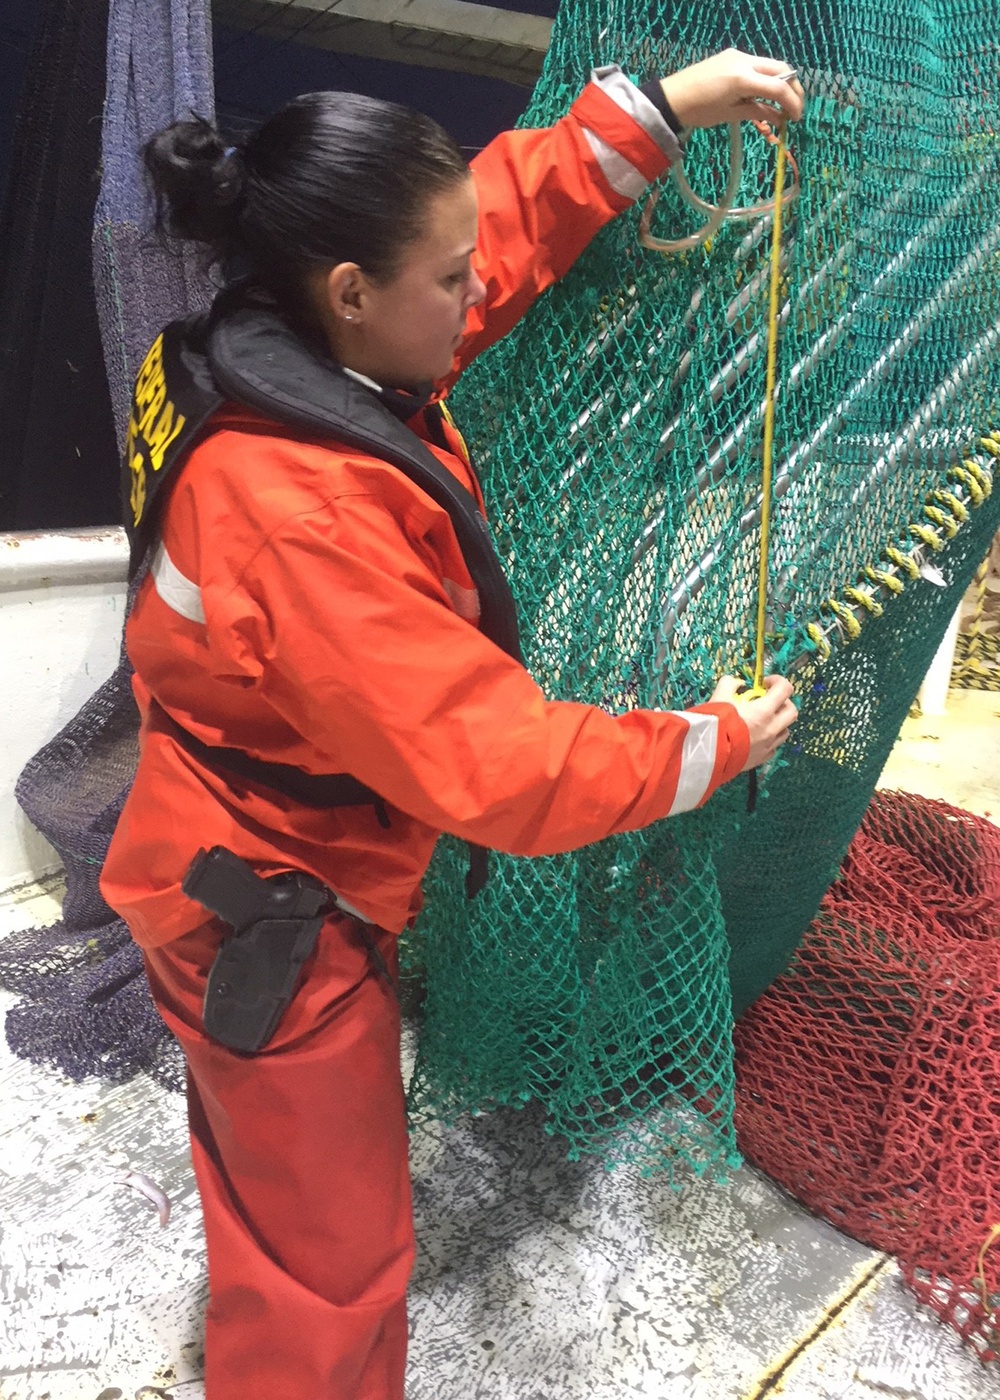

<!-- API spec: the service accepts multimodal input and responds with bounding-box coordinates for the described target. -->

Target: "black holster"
[182,845,331,1053]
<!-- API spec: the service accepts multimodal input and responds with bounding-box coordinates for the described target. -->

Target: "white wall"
[0,528,129,890]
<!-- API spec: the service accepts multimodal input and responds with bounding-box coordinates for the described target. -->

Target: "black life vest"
[122,285,523,896]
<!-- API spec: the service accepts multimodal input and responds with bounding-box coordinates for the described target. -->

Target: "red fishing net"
[735,789,1000,1358]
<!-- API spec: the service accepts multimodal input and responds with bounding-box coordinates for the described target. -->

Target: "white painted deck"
[1,689,998,1400]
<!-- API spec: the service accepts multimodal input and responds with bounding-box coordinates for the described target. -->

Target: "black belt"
[153,702,489,897]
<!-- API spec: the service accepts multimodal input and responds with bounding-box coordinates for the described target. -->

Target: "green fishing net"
[402,0,1000,1178]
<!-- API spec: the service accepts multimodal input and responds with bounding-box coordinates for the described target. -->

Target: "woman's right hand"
[711,673,798,773]
[659,49,805,132]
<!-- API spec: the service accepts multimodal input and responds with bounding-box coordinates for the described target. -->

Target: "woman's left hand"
[659,49,805,131]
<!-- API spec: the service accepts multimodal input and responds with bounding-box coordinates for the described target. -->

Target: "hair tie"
[216,146,246,209]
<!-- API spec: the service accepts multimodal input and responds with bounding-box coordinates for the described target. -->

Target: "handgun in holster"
[182,845,332,1053]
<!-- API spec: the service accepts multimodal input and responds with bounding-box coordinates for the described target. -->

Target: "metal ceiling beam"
[213,0,553,87]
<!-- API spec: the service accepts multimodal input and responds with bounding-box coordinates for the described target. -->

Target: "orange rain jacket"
[102,68,751,947]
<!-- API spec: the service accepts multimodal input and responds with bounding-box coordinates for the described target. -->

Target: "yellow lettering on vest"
[137,378,167,439]
[134,335,164,407]
[138,335,163,382]
[127,334,186,488]
[129,450,147,526]
[147,403,187,472]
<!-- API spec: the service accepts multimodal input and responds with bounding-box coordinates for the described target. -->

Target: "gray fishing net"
[0,0,214,1090]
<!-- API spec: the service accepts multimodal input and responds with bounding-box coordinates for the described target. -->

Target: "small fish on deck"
[116,1169,171,1227]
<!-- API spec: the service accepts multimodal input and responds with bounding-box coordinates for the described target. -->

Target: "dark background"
[0,9,40,209]
[0,1,559,531]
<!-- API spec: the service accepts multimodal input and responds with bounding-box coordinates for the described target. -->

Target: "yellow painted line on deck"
[741,1254,893,1400]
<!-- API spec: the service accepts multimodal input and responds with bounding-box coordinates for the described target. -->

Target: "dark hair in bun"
[144,116,245,247]
[144,92,468,329]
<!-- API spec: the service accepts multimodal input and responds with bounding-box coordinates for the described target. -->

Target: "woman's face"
[329,174,487,388]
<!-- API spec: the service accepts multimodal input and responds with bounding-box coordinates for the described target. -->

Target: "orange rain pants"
[144,914,413,1398]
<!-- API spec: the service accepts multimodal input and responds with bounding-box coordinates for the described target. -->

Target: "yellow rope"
[885,544,921,579]
[670,119,997,685]
[949,465,986,506]
[909,521,944,551]
[864,564,904,594]
[975,1222,1000,1314]
[843,585,883,616]
[930,488,969,524]
[969,456,994,496]
[825,597,863,639]
[749,124,788,697]
[803,449,995,667]
[923,503,960,538]
[806,621,831,660]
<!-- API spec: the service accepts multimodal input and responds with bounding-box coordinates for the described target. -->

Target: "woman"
[102,47,803,1400]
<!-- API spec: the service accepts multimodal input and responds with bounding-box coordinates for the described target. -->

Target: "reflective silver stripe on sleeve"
[590,64,683,162]
[150,541,206,624]
[581,128,650,199]
[667,710,720,815]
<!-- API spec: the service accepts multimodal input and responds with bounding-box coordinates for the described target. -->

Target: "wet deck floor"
[2,689,998,1400]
